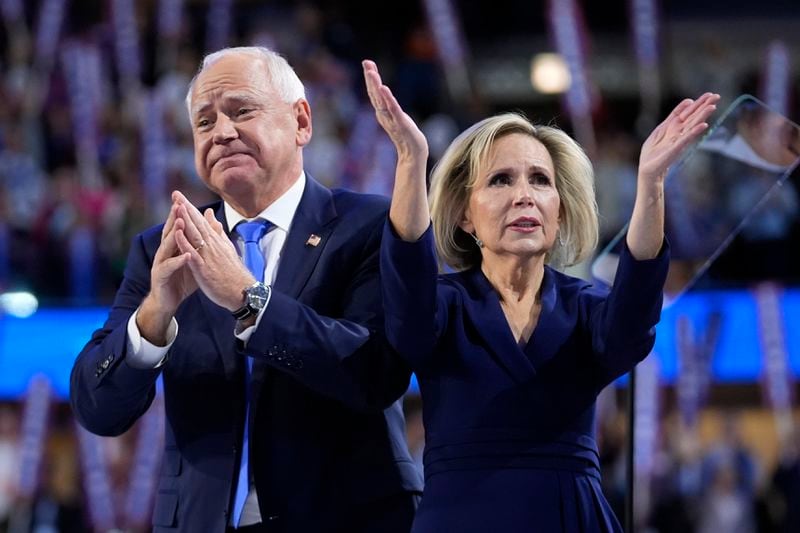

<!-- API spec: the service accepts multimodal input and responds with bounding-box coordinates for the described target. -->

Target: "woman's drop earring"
[471,232,484,249]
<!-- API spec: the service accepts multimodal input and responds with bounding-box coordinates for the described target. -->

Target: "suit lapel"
[459,268,538,383]
[272,176,337,298]
[251,177,337,394]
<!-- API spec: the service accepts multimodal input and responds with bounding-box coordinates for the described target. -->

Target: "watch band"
[231,282,270,320]
[231,304,254,320]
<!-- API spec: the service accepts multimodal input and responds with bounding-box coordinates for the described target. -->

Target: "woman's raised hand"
[362,60,429,162]
[362,60,431,241]
[626,92,720,260]
[638,92,720,183]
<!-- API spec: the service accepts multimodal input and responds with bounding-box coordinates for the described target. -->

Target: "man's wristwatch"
[232,282,271,320]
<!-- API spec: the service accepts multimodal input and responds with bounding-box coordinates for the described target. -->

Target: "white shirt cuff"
[126,308,178,369]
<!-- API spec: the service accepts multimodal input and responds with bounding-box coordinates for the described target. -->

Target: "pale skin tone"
[461,134,561,343]
[363,59,719,343]
[137,52,313,345]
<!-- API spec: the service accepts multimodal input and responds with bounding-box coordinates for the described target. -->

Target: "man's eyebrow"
[191,93,263,118]
[222,92,263,105]
[191,101,212,119]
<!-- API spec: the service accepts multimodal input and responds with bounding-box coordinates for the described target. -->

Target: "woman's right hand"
[362,60,429,163]
[362,60,431,241]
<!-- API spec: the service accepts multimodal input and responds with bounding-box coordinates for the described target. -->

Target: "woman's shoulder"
[438,269,471,296]
[545,266,609,306]
[437,268,496,309]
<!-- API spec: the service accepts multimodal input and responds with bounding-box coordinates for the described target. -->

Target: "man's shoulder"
[329,187,390,221]
[138,223,165,246]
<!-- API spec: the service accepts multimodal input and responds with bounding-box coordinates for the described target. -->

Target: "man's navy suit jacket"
[70,176,423,532]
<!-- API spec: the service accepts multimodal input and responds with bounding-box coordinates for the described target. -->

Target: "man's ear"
[295,99,312,146]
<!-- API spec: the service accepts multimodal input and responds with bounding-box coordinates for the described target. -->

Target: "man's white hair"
[185,46,306,118]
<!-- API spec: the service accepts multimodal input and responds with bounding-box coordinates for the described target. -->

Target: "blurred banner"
[628,0,662,132]
[76,423,116,530]
[16,374,51,498]
[760,41,790,117]
[547,0,598,155]
[206,0,233,54]
[422,0,472,102]
[633,353,661,521]
[755,282,795,440]
[675,312,719,430]
[123,388,165,528]
[592,95,800,304]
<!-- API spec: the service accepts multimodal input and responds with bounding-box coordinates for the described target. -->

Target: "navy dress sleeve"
[584,238,670,386]
[380,220,449,370]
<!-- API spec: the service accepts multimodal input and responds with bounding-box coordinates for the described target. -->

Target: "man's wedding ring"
[194,239,206,251]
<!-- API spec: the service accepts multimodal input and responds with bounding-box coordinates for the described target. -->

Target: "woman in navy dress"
[363,60,719,532]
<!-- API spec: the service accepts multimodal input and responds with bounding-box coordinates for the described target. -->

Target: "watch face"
[246,283,269,310]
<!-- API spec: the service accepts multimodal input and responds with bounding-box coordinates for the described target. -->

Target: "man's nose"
[213,115,238,144]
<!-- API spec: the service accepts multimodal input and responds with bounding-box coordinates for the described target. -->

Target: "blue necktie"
[231,219,272,527]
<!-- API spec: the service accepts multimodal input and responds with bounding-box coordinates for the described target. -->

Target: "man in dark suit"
[70,46,423,532]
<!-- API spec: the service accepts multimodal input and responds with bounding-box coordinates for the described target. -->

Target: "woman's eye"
[488,174,512,186]
[197,118,210,128]
[530,173,551,186]
[237,108,252,117]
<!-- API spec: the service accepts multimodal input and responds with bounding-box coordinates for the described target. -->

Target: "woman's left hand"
[638,92,720,183]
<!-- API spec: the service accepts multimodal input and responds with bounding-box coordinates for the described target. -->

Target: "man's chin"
[212,170,261,195]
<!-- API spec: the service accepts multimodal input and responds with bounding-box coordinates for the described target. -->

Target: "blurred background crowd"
[0,0,798,531]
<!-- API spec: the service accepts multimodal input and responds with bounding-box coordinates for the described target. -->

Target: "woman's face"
[460,133,561,262]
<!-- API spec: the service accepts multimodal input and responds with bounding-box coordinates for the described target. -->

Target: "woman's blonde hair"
[429,113,598,271]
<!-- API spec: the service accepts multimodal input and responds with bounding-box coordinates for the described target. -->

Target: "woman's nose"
[513,181,535,206]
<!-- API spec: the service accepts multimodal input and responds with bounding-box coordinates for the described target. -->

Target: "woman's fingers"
[363,60,386,112]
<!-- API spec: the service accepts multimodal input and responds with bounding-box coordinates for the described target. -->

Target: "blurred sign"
[0,307,107,398]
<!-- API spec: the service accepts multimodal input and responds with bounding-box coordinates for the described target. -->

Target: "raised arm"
[628,92,720,259]
[362,60,430,241]
[363,60,448,369]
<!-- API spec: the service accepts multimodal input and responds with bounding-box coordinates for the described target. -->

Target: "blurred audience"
[0,3,794,304]
[0,2,797,532]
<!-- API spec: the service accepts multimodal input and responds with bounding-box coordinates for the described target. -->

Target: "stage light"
[0,291,39,318]
[530,53,571,94]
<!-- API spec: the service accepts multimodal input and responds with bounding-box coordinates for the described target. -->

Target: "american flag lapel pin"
[305,234,322,247]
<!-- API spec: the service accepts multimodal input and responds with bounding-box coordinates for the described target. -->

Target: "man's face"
[189,53,311,212]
